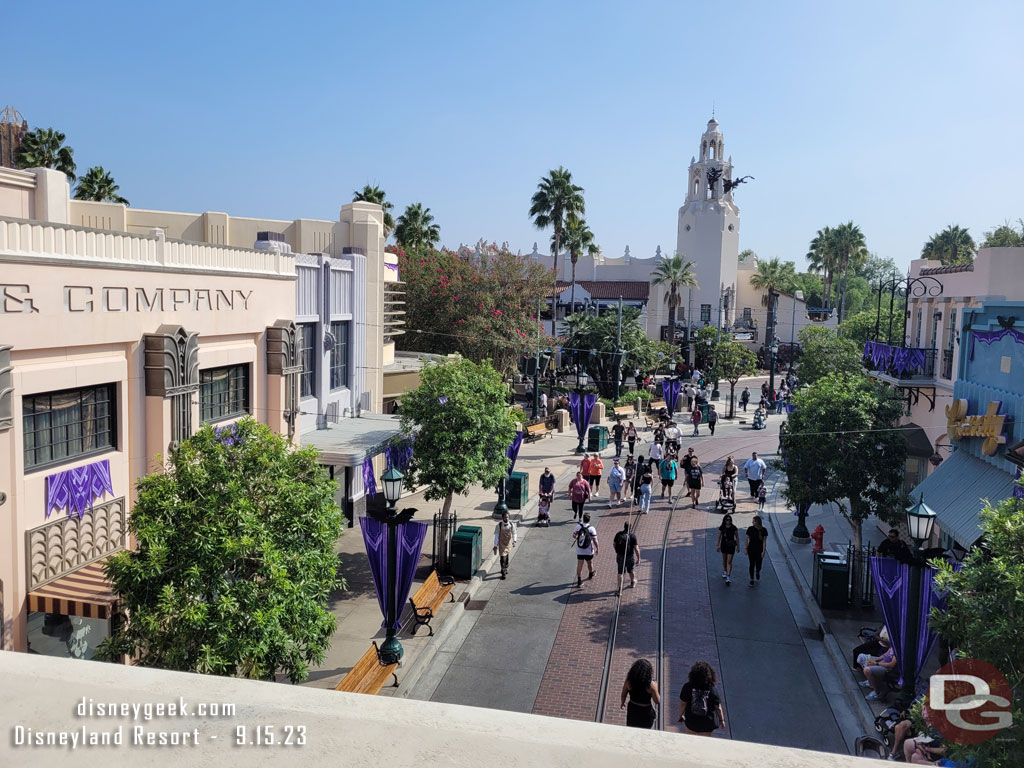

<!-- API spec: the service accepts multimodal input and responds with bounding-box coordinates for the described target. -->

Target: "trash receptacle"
[698,403,710,423]
[506,471,529,510]
[451,525,483,580]
[587,425,608,452]
[814,551,848,610]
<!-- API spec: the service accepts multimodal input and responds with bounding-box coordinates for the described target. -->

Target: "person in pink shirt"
[568,471,591,521]
[690,405,703,437]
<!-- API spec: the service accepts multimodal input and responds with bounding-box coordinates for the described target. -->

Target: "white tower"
[676,117,740,329]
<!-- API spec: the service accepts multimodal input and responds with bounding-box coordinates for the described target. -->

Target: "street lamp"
[899,493,937,699]
[575,370,589,454]
[372,467,412,665]
[791,289,804,346]
[792,500,812,543]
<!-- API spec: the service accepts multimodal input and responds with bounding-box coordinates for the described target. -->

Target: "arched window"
[701,141,707,159]
[708,144,715,160]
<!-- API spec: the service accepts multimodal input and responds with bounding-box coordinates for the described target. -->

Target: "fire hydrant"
[811,525,825,552]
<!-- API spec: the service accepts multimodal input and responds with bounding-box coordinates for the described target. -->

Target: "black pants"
[748,551,763,580]
[572,501,585,518]
[708,421,716,435]
[627,438,636,455]
[748,479,760,496]
[500,553,510,575]
[614,439,623,456]
[741,400,748,411]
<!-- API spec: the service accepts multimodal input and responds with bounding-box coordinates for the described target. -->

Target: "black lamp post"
[372,466,413,665]
[575,370,589,454]
[900,494,937,699]
[792,500,811,543]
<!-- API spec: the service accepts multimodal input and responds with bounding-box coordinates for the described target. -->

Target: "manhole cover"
[465,600,488,611]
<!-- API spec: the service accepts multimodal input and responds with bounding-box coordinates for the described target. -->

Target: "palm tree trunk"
[667,291,676,349]
[570,257,576,319]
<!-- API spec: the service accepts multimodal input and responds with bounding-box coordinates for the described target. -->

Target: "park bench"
[408,570,456,636]
[524,422,552,442]
[613,406,635,419]
[648,400,666,412]
[644,401,667,431]
[335,641,398,695]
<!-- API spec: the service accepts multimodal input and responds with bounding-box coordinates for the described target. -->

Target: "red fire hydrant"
[811,525,825,552]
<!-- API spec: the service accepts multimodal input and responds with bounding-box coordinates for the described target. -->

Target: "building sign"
[946,399,1007,456]
[1,284,253,314]
[733,331,755,342]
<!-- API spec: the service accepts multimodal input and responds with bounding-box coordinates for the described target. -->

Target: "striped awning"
[27,561,117,619]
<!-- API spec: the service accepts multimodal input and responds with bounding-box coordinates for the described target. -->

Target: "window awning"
[912,450,1016,547]
[899,423,934,458]
[27,561,117,619]
[300,414,402,468]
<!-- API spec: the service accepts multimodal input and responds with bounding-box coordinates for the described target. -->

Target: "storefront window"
[199,365,250,423]
[299,323,316,398]
[23,384,116,470]
[27,611,111,661]
[329,321,350,391]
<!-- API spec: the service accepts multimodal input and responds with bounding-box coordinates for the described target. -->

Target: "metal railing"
[383,282,406,343]
[863,342,937,379]
[847,543,877,607]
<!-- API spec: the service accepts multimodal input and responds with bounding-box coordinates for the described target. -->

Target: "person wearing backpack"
[571,512,599,587]
[568,471,591,521]
[659,454,678,499]
[638,464,654,514]
[613,521,640,594]
[678,661,726,736]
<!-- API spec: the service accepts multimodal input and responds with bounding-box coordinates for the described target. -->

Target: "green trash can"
[587,425,608,452]
[451,525,483,580]
[698,403,710,423]
[506,471,529,510]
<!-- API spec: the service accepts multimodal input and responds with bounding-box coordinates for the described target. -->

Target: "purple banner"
[46,459,114,519]
[362,457,377,497]
[506,430,524,476]
[384,262,400,281]
[386,437,415,473]
[360,516,429,630]
[871,557,945,687]
[863,341,927,376]
[568,392,597,442]
[969,325,1024,361]
[662,379,682,417]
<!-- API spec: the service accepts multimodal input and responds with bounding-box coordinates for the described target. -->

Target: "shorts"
[687,481,702,490]
[721,545,736,556]
[662,479,675,489]
[577,554,594,561]
[616,555,635,575]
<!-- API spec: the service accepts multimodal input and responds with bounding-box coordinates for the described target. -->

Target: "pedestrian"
[580,453,592,491]
[623,456,636,501]
[757,480,767,511]
[638,465,653,514]
[611,419,625,458]
[539,390,548,417]
[775,388,785,414]
[659,453,678,498]
[745,515,768,586]
[690,405,702,437]
[678,661,726,736]
[589,453,603,496]
[761,381,769,398]
[632,457,646,498]
[492,511,517,580]
[685,383,694,410]
[665,421,681,453]
[653,422,666,447]
[569,471,590,521]
[740,386,750,412]
[613,522,640,593]
[539,466,556,498]
[878,528,912,563]
[572,512,599,587]
[716,513,739,585]
[621,659,660,729]
[648,439,663,465]
[686,455,704,509]
[680,445,696,473]
[608,459,625,507]
[626,422,639,456]
[707,405,718,436]
[743,451,767,497]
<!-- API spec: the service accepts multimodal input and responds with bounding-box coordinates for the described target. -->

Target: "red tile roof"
[555,281,650,300]
[919,263,974,275]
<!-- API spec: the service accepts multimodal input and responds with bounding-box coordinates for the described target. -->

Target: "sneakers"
[500,573,507,580]
[858,680,872,688]
[722,571,728,579]
[865,692,882,701]
[725,576,731,586]
[749,579,755,587]
[576,577,582,587]
[588,570,596,580]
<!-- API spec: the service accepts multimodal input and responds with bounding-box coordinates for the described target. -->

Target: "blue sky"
[6,1,1022,271]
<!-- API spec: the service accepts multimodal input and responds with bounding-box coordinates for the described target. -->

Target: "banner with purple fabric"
[46,459,114,519]
[568,392,597,442]
[362,457,377,497]
[359,516,429,631]
[386,437,415,473]
[359,516,388,619]
[392,520,429,630]
[506,430,524,476]
[871,557,944,686]
[662,379,682,416]
[969,325,1024,361]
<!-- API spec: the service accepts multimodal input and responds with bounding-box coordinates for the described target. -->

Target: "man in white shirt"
[571,512,599,587]
[743,451,767,497]
[649,441,663,463]
[493,511,518,579]
[539,391,548,417]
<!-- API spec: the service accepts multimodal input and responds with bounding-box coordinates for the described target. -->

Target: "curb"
[764,484,879,741]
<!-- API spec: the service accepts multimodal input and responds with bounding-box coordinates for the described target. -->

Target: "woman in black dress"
[716,514,740,585]
[621,658,660,728]
[678,661,726,736]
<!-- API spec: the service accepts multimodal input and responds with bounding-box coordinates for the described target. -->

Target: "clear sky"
[6,1,1022,271]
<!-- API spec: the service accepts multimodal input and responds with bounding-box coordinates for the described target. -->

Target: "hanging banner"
[360,516,429,631]
[46,459,114,519]
[662,379,682,417]
[568,392,597,443]
[506,430,524,476]
[362,457,377,497]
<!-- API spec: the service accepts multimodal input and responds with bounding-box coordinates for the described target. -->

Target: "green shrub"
[617,390,651,406]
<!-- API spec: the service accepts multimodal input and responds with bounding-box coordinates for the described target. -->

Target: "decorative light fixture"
[905,494,937,547]
[578,370,589,388]
[382,467,404,509]
[929,452,944,467]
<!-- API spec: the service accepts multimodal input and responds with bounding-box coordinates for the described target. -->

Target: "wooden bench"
[524,422,552,442]
[409,570,456,636]
[335,641,398,695]
[648,400,667,412]
[613,406,635,419]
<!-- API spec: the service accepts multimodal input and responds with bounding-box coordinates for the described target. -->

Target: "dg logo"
[929,658,1013,744]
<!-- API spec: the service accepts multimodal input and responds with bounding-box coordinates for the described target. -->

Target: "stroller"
[715,474,736,513]
[752,408,767,430]
[537,492,552,527]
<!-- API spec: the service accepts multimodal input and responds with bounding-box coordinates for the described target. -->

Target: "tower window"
[700,304,712,323]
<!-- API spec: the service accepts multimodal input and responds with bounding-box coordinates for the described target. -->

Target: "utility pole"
[614,297,623,402]
[533,297,542,419]
[768,289,779,400]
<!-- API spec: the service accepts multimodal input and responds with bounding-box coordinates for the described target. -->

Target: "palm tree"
[651,254,698,349]
[393,203,440,251]
[352,184,395,239]
[806,226,836,308]
[73,167,129,205]
[922,225,976,266]
[830,221,868,321]
[559,215,599,315]
[529,167,585,335]
[13,127,76,180]
[749,257,796,344]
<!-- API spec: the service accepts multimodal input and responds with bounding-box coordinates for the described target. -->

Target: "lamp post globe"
[382,467,404,510]
[377,466,407,665]
[905,494,937,548]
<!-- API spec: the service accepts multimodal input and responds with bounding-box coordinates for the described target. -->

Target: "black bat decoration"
[997,316,1017,330]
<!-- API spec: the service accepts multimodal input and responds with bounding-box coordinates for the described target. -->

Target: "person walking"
[625,422,639,456]
[572,512,599,587]
[607,459,625,507]
[665,421,681,453]
[740,386,750,412]
[638,464,653,514]
[492,511,517,579]
[611,419,625,458]
[569,471,591,521]
[707,405,718,436]
[686,455,704,509]
[632,456,647,499]
[613,522,640,593]
[589,454,604,496]
[690,405,702,437]
[757,480,767,511]
[580,454,592,493]
[659,453,678,499]
[539,466,556,498]
[648,439,663,467]
[623,456,636,501]
[539,391,548,417]
[684,383,695,410]
[745,515,768,586]
[621,659,660,729]
[743,451,767,497]
[716,513,740,585]
[678,661,726,736]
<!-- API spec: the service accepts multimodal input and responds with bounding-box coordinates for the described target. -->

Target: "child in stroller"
[537,491,552,526]
[716,473,736,513]
[752,407,767,430]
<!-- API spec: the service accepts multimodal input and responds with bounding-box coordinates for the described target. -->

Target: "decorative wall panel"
[26,496,127,589]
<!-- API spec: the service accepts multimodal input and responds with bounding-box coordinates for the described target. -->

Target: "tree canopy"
[922,224,976,266]
[749,257,796,304]
[353,184,395,239]
[705,336,757,417]
[97,419,344,683]
[651,254,698,348]
[796,326,862,385]
[394,202,441,251]
[14,126,76,180]
[980,219,1024,248]
[74,166,129,205]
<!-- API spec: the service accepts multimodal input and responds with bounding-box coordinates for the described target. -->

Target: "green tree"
[749,257,795,345]
[96,419,344,683]
[399,359,516,520]
[73,166,129,205]
[930,481,1024,768]
[980,219,1024,248]
[841,304,906,347]
[394,202,440,251]
[806,226,837,308]
[562,307,667,398]
[706,337,757,417]
[353,184,395,239]
[922,224,976,266]
[796,326,862,385]
[791,272,824,310]
[738,248,757,265]
[831,222,869,322]
[857,253,899,284]
[779,373,907,548]
[651,253,698,349]
[529,166,586,335]
[559,214,598,312]
[13,126,77,180]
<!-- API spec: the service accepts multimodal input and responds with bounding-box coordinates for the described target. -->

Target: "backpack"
[690,687,710,717]
[613,530,628,555]
[576,524,593,549]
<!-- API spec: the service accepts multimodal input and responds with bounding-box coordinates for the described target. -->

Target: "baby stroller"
[537,492,552,527]
[752,408,767,430]
[715,475,736,513]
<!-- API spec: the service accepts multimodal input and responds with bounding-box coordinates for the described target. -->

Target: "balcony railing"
[383,281,406,343]
[863,341,936,379]
[941,348,954,380]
